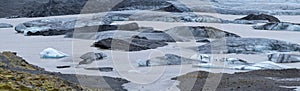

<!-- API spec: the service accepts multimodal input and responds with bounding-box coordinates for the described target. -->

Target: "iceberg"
[40,48,68,58]
[231,65,262,70]
[193,63,227,69]
[136,59,150,67]
[252,61,291,69]
[23,27,51,36]
[190,54,211,63]
[268,53,300,63]
[193,61,290,70]
[223,58,250,65]
[231,61,291,70]
[137,54,204,67]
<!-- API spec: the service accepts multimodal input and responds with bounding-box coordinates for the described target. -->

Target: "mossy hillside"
[0,51,99,91]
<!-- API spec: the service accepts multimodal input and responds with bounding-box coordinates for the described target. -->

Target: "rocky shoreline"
[172,69,300,91]
[0,51,128,90]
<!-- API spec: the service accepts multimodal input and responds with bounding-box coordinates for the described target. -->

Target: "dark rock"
[0,23,13,28]
[196,39,210,43]
[253,22,300,31]
[84,67,113,72]
[93,38,168,51]
[236,14,280,22]
[56,66,71,69]
[268,53,300,63]
[198,38,300,54]
[132,35,148,40]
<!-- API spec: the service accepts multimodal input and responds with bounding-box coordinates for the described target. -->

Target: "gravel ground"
[172,69,300,91]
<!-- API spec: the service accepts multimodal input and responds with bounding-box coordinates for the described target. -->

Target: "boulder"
[165,26,240,41]
[236,14,280,22]
[0,23,13,28]
[137,54,206,67]
[198,38,300,54]
[253,22,300,31]
[92,38,168,51]
[268,53,300,63]
[40,48,68,58]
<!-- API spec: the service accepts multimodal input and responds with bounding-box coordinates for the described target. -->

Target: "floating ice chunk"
[23,27,50,36]
[231,61,291,70]
[190,54,211,63]
[268,53,300,63]
[128,70,141,73]
[252,61,291,69]
[224,58,250,65]
[40,48,68,58]
[231,65,262,70]
[136,59,150,67]
[193,63,226,69]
